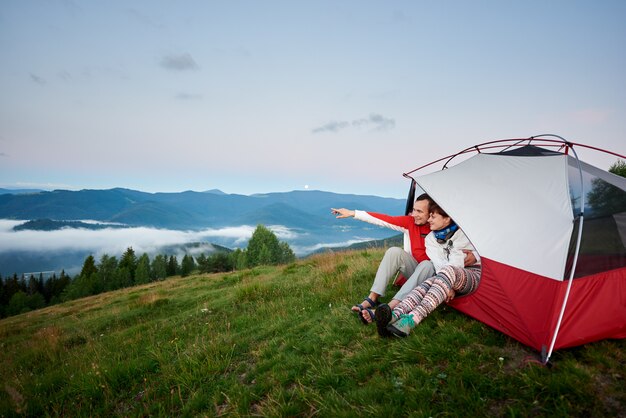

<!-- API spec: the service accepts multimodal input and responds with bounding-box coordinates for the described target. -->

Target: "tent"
[403,135,626,363]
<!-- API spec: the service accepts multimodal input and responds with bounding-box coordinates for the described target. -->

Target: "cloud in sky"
[57,70,72,82]
[29,73,46,85]
[311,120,350,133]
[159,53,199,71]
[353,114,396,131]
[175,92,203,101]
[312,114,395,134]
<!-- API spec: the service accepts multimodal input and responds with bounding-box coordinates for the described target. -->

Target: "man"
[332,193,476,324]
[331,193,435,323]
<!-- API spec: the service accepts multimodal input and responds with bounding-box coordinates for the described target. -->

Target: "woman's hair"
[430,203,450,218]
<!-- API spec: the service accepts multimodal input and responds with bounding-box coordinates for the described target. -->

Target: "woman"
[375,203,481,337]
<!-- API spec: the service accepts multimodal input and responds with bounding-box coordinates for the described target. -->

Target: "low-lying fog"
[0,220,376,276]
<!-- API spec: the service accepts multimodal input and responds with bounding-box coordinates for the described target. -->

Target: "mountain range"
[0,188,404,230]
[0,188,408,276]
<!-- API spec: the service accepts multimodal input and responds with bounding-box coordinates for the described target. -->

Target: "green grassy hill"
[1,249,624,417]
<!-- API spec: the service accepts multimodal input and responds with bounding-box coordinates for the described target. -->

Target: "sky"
[1,0,625,199]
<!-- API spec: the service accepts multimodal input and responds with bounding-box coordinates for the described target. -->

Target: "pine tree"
[135,253,151,284]
[98,255,118,291]
[114,267,132,289]
[27,275,39,295]
[119,247,138,282]
[80,255,98,278]
[42,274,55,304]
[196,254,209,273]
[180,255,195,277]
[4,274,20,303]
[166,255,179,277]
[151,255,168,280]
[49,271,71,305]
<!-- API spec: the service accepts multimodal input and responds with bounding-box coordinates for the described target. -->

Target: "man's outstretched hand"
[331,208,355,219]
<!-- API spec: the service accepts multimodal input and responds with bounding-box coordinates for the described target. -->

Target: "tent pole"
[544,139,586,364]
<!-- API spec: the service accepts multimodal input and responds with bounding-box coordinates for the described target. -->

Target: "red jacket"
[354,210,430,262]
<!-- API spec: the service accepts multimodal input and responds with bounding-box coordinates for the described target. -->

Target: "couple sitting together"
[331,193,481,337]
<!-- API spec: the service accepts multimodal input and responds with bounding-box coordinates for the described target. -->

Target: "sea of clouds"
[0,220,373,259]
[0,220,300,256]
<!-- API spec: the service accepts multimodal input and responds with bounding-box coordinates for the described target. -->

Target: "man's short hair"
[415,193,433,210]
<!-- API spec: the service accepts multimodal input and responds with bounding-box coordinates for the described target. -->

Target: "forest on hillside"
[0,225,294,318]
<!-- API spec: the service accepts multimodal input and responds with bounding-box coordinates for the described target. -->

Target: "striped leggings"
[392,265,481,325]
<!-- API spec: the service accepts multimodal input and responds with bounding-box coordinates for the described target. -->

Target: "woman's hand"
[463,250,477,266]
[331,208,355,219]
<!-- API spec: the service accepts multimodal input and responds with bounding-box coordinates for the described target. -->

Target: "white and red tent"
[404,135,626,363]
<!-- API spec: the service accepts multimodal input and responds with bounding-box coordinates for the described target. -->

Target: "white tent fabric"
[416,153,574,281]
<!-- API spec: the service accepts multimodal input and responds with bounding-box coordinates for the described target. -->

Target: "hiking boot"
[375,304,392,337]
[386,314,416,338]
[375,304,400,337]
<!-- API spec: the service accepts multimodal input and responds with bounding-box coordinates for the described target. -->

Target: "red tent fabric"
[449,258,626,351]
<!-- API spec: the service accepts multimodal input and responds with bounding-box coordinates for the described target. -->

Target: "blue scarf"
[434,223,458,243]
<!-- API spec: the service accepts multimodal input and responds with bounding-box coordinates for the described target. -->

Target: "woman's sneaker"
[386,314,416,338]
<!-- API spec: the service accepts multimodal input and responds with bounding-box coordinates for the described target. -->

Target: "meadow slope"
[1,249,624,417]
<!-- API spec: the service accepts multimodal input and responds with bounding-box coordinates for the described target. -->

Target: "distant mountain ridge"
[13,219,127,231]
[0,188,405,230]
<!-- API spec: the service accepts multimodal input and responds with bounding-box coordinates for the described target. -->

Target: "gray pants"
[370,247,435,302]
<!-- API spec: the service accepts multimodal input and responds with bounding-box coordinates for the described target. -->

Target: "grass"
[1,249,624,417]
